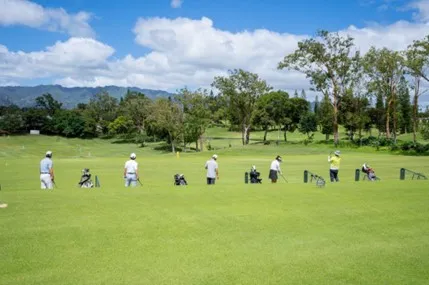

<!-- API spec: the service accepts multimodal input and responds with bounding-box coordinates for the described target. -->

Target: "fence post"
[304,170,308,183]
[400,168,405,180]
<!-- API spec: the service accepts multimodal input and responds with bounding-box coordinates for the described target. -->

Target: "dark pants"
[330,169,339,182]
[207,177,216,185]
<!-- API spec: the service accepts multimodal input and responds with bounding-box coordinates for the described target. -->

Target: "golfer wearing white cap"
[328,150,341,182]
[205,154,219,185]
[124,153,139,187]
[269,155,282,183]
[40,151,54,189]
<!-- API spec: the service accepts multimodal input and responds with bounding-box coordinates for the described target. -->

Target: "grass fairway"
[1,136,429,284]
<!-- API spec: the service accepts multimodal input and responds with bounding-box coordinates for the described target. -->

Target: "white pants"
[125,173,137,187]
[40,174,53,189]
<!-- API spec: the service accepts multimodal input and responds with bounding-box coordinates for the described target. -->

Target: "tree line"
[1,30,429,152]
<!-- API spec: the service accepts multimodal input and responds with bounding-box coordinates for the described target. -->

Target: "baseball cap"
[212,154,218,159]
[130,153,137,159]
[46,151,52,156]
[334,150,341,156]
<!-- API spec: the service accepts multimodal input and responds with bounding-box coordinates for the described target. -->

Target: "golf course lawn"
[1,135,429,285]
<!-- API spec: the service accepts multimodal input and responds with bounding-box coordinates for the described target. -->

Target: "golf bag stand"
[250,169,262,184]
[78,168,94,188]
[174,174,188,186]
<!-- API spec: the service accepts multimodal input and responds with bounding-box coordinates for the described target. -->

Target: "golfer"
[205,154,219,185]
[328,150,341,182]
[124,153,139,187]
[40,151,54,189]
[269,155,282,183]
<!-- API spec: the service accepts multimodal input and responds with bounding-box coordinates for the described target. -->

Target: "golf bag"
[362,165,376,181]
[78,168,94,188]
[174,174,188,186]
[250,167,262,184]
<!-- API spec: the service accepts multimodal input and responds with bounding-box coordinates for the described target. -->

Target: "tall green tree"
[253,90,289,142]
[405,35,429,143]
[206,90,227,125]
[53,110,85,137]
[369,93,386,137]
[84,92,118,135]
[0,106,25,133]
[108,116,135,135]
[313,95,320,114]
[338,88,370,141]
[317,94,334,141]
[212,69,271,145]
[176,88,211,151]
[278,30,360,145]
[147,98,184,153]
[397,76,412,134]
[364,47,405,142]
[35,93,63,116]
[119,90,151,133]
[284,97,310,141]
[299,112,317,139]
[293,90,299,98]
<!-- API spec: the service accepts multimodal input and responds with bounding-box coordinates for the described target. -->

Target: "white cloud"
[409,0,429,22]
[1,15,429,101]
[171,0,183,8]
[0,0,94,37]
[0,38,114,79]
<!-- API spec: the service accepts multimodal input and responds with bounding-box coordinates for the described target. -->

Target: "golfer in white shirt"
[205,154,219,185]
[40,151,54,189]
[124,153,139,187]
[269,155,282,183]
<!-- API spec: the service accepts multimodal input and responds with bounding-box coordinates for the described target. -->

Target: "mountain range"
[0,85,174,108]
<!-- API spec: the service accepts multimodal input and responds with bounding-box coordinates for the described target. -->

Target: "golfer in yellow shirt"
[328,150,341,182]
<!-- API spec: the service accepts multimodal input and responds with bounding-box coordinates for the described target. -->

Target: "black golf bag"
[78,168,94,188]
[174,174,188,186]
[250,169,262,184]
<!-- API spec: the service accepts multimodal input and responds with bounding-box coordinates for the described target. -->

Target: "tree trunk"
[171,141,175,153]
[413,76,420,145]
[284,129,287,141]
[199,135,204,152]
[195,139,199,152]
[386,102,391,139]
[241,125,245,145]
[333,104,339,146]
[245,126,250,144]
[263,128,268,141]
[392,100,397,144]
[325,133,329,141]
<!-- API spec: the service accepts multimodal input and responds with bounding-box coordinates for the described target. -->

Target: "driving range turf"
[1,135,429,285]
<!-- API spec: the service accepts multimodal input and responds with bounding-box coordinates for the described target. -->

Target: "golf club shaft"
[280,173,288,183]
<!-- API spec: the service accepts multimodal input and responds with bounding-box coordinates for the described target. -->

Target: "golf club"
[280,173,288,183]
[52,179,58,189]
[137,178,143,186]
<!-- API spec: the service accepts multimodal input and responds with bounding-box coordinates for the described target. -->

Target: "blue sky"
[0,0,428,98]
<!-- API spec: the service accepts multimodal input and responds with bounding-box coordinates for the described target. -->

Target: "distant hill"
[0,85,174,108]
